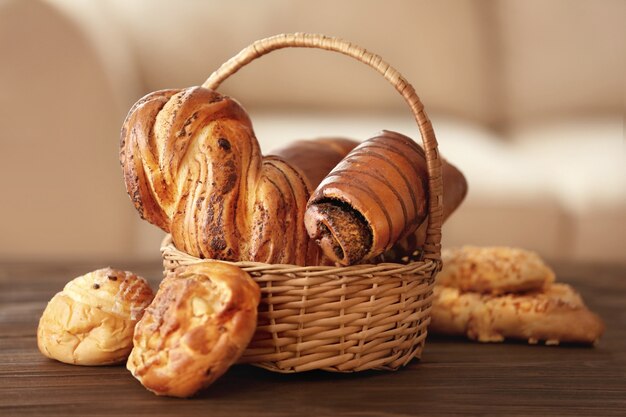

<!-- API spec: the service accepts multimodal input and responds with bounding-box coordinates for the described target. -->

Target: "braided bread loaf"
[120,87,322,265]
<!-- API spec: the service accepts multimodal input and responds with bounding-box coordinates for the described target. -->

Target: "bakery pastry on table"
[127,262,260,398]
[430,246,605,345]
[436,246,555,294]
[37,268,154,365]
[37,262,260,398]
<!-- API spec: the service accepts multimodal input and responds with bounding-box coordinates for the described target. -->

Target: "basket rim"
[160,234,438,277]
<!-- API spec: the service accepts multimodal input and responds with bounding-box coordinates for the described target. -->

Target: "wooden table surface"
[1,260,624,417]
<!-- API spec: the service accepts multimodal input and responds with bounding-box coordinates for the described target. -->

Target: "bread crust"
[273,136,468,265]
[120,87,320,265]
[271,137,359,190]
[37,268,154,365]
[438,246,555,294]
[430,284,605,345]
[304,131,429,265]
[127,262,260,397]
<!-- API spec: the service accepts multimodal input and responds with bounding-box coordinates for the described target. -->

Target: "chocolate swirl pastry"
[303,131,429,265]
[274,133,468,265]
[120,87,323,265]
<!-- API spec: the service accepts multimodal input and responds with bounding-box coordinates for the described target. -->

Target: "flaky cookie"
[37,268,154,365]
[430,283,605,345]
[127,262,260,398]
[438,246,555,294]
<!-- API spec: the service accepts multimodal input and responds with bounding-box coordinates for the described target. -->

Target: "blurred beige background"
[0,0,624,263]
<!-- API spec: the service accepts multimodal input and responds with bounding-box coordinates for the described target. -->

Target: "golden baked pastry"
[430,283,605,345]
[271,137,359,190]
[37,268,154,365]
[438,246,555,294]
[127,262,260,398]
[120,87,322,266]
[273,134,467,265]
[304,131,430,265]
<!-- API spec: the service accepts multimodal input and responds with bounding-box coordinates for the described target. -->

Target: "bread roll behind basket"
[124,33,447,373]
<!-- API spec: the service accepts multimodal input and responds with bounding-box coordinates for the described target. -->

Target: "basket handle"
[203,33,443,262]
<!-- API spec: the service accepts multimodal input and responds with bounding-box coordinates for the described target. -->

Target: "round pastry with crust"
[438,246,555,294]
[127,261,260,398]
[37,268,154,365]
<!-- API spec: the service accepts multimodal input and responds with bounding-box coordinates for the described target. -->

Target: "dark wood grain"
[1,260,625,417]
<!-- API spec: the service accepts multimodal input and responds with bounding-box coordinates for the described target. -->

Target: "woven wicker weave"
[161,33,444,373]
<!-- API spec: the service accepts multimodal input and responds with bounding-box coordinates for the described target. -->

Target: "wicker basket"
[160,33,444,373]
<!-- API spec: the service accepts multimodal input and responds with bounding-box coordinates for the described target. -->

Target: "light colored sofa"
[1,0,623,263]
